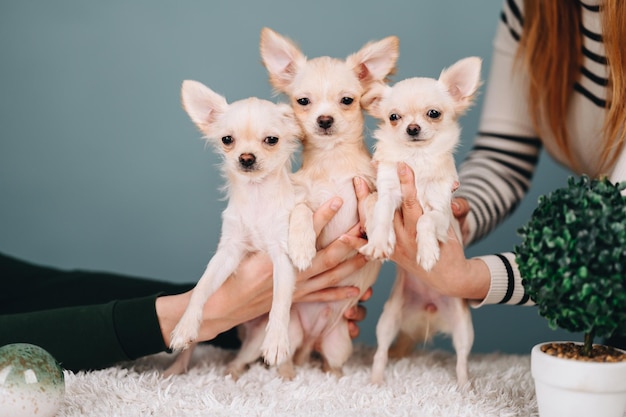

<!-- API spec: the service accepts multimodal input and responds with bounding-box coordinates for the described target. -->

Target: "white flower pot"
[531,342,626,417]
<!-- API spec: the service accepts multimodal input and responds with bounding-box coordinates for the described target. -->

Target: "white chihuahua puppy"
[167,80,302,374]
[360,57,482,386]
[260,28,398,375]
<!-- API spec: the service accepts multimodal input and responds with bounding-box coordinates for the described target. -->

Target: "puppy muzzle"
[315,115,335,136]
[238,153,257,170]
[406,124,421,138]
[317,115,334,130]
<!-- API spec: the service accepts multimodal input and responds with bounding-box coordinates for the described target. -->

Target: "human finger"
[295,253,368,299]
[312,197,343,237]
[295,285,360,303]
[359,286,373,302]
[451,197,469,219]
[353,176,372,233]
[345,304,367,339]
[348,321,360,339]
[397,162,422,228]
[451,197,471,244]
[299,223,363,280]
[353,176,371,202]
[337,229,368,252]
[344,303,366,321]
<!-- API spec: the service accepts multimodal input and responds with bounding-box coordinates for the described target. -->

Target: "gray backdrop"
[0,0,578,354]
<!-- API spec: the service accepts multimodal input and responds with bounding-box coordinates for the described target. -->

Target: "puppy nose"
[406,124,421,137]
[239,153,256,168]
[317,115,334,129]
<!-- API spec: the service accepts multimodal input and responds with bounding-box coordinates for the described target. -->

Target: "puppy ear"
[275,103,303,154]
[260,28,306,93]
[347,36,399,87]
[361,82,389,119]
[438,56,482,113]
[277,102,302,141]
[181,80,228,131]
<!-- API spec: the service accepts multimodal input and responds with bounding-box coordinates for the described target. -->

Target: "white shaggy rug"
[58,345,538,417]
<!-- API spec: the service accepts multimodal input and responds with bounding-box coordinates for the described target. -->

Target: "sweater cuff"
[112,294,169,361]
[469,252,533,307]
[470,254,511,308]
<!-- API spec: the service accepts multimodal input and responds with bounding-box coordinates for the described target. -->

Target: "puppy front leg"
[170,245,246,351]
[277,309,304,380]
[262,251,296,366]
[288,203,316,270]
[416,182,452,271]
[360,163,401,259]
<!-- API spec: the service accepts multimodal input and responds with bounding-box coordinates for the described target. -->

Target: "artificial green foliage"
[516,175,626,355]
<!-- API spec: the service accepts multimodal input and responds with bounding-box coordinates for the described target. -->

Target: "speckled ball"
[0,343,65,417]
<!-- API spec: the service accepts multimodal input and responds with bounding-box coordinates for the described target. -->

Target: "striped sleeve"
[459,0,537,308]
[456,0,542,246]
[470,252,534,307]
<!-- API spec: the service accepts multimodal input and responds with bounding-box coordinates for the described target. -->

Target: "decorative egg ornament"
[0,343,65,417]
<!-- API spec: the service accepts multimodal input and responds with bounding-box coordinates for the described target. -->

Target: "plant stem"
[583,331,595,357]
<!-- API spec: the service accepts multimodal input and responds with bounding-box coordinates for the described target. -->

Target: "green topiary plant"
[516,175,626,357]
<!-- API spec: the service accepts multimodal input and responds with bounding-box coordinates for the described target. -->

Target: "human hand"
[343,287,372,338]
[291,198,371,339]
[345,163,489,301]
[157,197,370,345]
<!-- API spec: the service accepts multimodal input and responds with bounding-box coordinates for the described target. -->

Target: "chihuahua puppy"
[360,57,482,386]
[260,28,398,375]
[167,80,302,375]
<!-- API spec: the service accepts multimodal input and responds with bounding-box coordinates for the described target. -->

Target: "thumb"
[398,162,421,213]
[451,197,470,218]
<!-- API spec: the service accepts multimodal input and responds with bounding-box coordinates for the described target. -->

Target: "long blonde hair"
[517,0,626,174]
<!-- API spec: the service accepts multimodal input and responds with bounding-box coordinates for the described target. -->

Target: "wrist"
[155,293,188,347]
[156,292,235,346]
[462,258,491,301]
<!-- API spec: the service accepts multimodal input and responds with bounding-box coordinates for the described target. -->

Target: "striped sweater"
[456,0,626,306]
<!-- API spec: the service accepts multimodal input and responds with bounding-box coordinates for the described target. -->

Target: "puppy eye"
[389,113,401,121]
[222,136,234,145]
[427,109,441,119]
[264,136,279,145]
[341,97,354,105]
[297,98,310,106]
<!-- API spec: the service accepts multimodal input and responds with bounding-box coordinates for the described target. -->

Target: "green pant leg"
[0,296,163,371]
[0,252,240,371]
[0,252,193,313]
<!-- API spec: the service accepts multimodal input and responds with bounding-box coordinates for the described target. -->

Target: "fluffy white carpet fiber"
[58,345,538,417]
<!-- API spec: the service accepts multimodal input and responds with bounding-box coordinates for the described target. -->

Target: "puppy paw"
[416,235,440,271]
[225,363,245,381]
[169,333,196,352]
[323,364,343,378]
[359,229,395,259]
[277,361,296,381]
[162,364,185,378]
[261,327,290,366]
[288,242,316,271]
[359,242,385,260]
[288,233,316,271]
[169,319,199,351]
[370,372,385,386]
